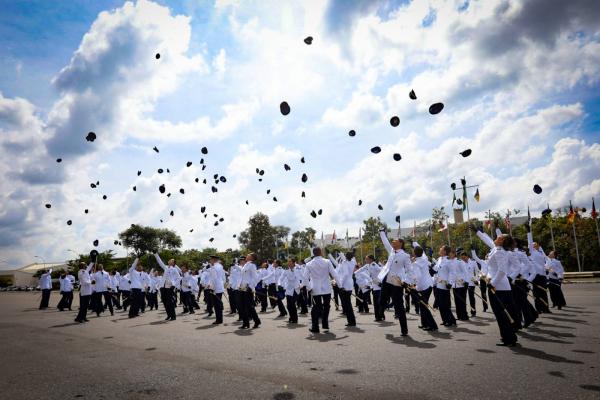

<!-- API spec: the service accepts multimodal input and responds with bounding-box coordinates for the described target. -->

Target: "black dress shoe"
[252,322,261,328]
[418,325,425,329]
[240,325,249,329]
[401,332,408,336]
[309,328,320,334]
[345,323,356,327]
[212,321,222,325]
[74,319,83,323]
[83,319,90,322]
[165,317,171,321]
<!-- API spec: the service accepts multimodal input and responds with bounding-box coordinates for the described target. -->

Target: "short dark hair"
[366,254,374,262]
[442,245,451,255]
[313,247,322,256]
[502,235,515,251]
[414,247,423,257]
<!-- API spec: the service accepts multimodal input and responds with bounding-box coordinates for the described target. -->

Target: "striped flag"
[504,213,511,231]
[592,198,598,219]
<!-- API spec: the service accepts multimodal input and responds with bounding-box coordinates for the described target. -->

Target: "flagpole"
[595,214,600,249]
[359,228,363,262]
[572,219,582,272]
[429,219,433,249]
[547,203,556,252]
[507,209,513,236]
[446,215,451,247]
[593,197,600,249]
[398,215,401,239]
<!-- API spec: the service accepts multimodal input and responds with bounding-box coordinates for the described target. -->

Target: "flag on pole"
[412,220,416,238]
[504,213,511,231]
[592,198,598,219]
[567,201,576,224]
[527,206,531,226]
[452,192,457,206]
[345,228,349,247]
[462,186,468,211]
[474,188,480,202]
[331,230,336,244]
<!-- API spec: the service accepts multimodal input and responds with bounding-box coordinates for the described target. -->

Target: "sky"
[0,0,599,268]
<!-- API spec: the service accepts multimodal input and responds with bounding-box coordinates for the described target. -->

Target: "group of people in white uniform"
[38,222,567,347]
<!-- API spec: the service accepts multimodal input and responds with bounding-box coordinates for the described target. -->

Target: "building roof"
[17,262,69,273]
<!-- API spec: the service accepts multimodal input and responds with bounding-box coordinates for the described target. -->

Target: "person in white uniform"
[304,248,339,334]
[38,268,53,309]
[329,252,357,327]
[75,261,94,323]
[57,270,75,311]
[377,229,411,336]
[546,251,566,309]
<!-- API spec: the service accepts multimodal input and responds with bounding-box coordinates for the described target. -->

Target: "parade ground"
[1,284,599,400]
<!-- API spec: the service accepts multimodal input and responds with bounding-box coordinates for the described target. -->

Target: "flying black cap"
[429,103,444,115]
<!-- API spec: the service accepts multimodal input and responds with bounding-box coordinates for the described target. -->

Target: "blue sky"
[1,0,599,267]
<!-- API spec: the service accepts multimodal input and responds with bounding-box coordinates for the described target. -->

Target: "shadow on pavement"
[384,334,436,348]
[305,332,349,342]
[510,346,584,364]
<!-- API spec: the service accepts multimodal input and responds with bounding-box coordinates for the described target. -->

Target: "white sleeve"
[154,254,167,271]
[527,232,534,252]
[471,250,482,263]
[557,262,564,279]
[129,258,139,273]
[379,230,393,253]
[495,228,503,237]
[476,231,495,249]
[86,262,94,273]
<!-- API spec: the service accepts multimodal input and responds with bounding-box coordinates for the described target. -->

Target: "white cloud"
[0,0,599,268]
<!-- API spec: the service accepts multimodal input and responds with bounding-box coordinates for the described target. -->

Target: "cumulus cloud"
[1,0,599,268]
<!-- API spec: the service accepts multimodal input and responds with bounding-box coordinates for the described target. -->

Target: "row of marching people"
[44,224,568,346]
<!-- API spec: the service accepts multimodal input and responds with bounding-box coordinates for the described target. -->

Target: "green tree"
[355,217,388,262]
[118,224,182,255]
[238,213,291,261]
[290,227,316,259]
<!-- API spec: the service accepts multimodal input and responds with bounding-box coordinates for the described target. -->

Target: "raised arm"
[379,229,393,253]
[86,262,94,273]
[153,253,167,271]
[471,250,483,264]
[476,231,495,249]
[527,232,534,252]
[129,257,139,273]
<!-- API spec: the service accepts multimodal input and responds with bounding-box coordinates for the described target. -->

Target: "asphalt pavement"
[0,284,599,400]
